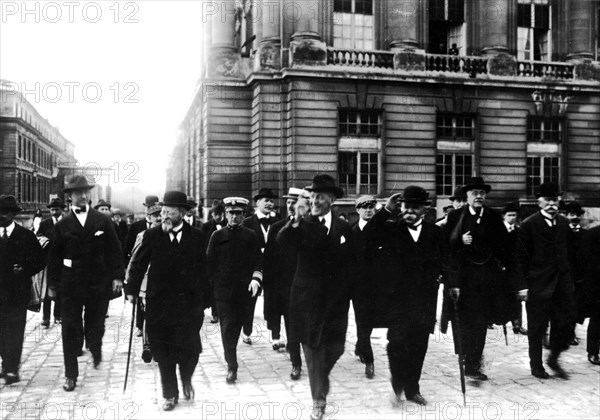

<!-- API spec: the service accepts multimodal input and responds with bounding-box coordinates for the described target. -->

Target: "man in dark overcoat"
[263,187,307,380]
[0,195,45,385]
[444,176,509,381]
[365,186,445,405]
[207,197,263,384]
[515,182,576,379]
[184,196,203,228]
[126,191,210,411]
[241,187,280,344]
[37,197,67,327]
[277,174,354,420]
[583,224,600,365]
[47,175,124,392]
[202,199,227,324]
[351,195,377,379]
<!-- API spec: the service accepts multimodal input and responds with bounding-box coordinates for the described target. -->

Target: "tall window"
[526,115,562,196]
[428,0,465,55]
[333,0,374,50]
[527,156,559,196]
[518,0,551,61]
[436,113,475,195]
[527,117,562,142]
[338,109,381,196]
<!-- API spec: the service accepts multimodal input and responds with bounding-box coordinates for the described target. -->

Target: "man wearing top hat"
[203,199,227,324]
[263,187,308,380]
[515,182,576,379]
[241,187,281,344]
[94,199,112,215]
[351,195,378,379]
[37,197,67,328]
[207,197,263,384]
[444,176,509,381]
[47,175,125,392]
[364,186,445,405]
[126,191,210,411]
[0,195,45,385]
[277,174,354,420]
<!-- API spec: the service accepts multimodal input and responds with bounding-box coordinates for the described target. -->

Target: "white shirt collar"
[504,221,515,232]
[256,211,270,219]
[72,204,90,226]
[2,222,16,237]
[540,210,556,227]
[358,219,368,231]
[407,220,422,242]
[172,223,183,233]
[53,215,62,224]
[318,212,332,233]
[468,205,484,216]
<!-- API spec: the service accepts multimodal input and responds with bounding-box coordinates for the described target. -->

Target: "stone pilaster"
[289,0,326,66]
[480,0,509,56]
[208,0,242,78]
[567,0,595,61]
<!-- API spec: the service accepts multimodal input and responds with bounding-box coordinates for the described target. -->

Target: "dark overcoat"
[277,215,354,347]
[48,209,124,300]
[242,213,281,251]
[124,219,147,263]
[350,221,375,328]
[202,219,226,242]
[125,223,210,326]
[580,225,600,319]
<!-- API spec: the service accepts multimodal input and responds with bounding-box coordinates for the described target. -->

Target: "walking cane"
[123,300,136,393]
[502,324,509,346]
[452,299,467,407]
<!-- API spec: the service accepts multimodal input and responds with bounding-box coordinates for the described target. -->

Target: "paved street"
[1,293,598,420]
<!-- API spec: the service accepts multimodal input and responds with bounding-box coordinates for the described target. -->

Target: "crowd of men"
[0,173,599,420]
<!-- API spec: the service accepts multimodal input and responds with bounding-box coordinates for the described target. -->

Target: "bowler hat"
[223,197,249,212]
[501,201,520,214]
[63,175,95,193]
[253,188,278,202]
[211,199,225,214]
[449,186,466,201]
[186,196,198,208]
[305,174,344,199]
[536,182,561,198]
[355,195,377,208]
[461,177,492,194]
[94,199,111,210]
[143,195,159,207]
[565,201,585,216]
[47,197,66,209]
[160,191,192,210]
[0,195,22,213]
[399,186,431,205]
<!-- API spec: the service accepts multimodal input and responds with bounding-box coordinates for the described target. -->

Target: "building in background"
[0,80,76,216]
[171,0,600,217]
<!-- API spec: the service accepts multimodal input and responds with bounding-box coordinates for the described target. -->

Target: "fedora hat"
[565,201,585,216]
[223,197,249,212]
[143,195,160,207]
[94,199,111,210]
[253,188,278,202]
[536,182,561,198]
[399,186,431,205]
[63,175,95,193]
[211,199,226,214]
[47,197,66,209]
[305,174,344,199]
[461,177,492,194]
[186,196,198,208]
[0,195,22,213]
[449,186,466,201]
[501,201,520,214]
[160,191,192,210]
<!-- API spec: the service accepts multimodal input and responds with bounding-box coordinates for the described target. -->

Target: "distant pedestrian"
[202,199,227,324]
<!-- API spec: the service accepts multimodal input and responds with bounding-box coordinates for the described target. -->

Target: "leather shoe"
[365,362,374,379]
[136,328,143,337]
[310,404,325,420]
[54,317,61,324]
[242,335,252,345]
[4,373,20,385]
[513,326,527,335]
[182,381,195,400]
[588,354,600,365]
[63,377,77,392]
[0,370,5,379]
[465,370,488,381]
[141,346,153,363]
[290,366,301,380]
[547,356,569,379]
[210,316,218,324]
[531,368,550,379]
[41,320,50,328]
[162,398,177,411]
[91,350,102,369]
[406,392,428,406]
[570,337,579,346]
[226,369,237,384]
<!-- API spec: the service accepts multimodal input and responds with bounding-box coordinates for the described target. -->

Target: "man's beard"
[162,219,173,233]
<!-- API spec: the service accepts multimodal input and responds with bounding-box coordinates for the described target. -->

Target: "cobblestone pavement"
[1,293,599,420]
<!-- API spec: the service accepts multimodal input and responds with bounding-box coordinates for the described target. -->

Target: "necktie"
[172,233,179,245]
[1,228,8,241]
[407,224,419,231]
[74,206,86,214]
[543,216,555,227]
[259,218,270,229]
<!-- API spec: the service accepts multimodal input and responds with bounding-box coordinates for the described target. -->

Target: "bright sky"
[0,0,206,193]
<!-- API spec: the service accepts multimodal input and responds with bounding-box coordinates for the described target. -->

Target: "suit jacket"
[207,225,263,303]
[364,210,445,330]
[125,223,210,325]
[114,220,128,248]
[124,219,148,264]
[37,216,61,260]
[242,213,281,251]
[277,214,354,347]
[581,225,600,318]
[515,212,572,300]
[202,219,227,243]
[48,208,125,299]
[350,221,374,327]
[0,224,45,304]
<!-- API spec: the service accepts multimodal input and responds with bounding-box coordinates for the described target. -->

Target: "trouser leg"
[355,324,374,363]
[0,303,28,373]
[83,297,110,357]
[283,311,301,367]
[219,314,242,371]
[242,295,258,337]
[42,296,51,322]
[61,295,84,378]
[526,299,551,370]
[587,314,600,355]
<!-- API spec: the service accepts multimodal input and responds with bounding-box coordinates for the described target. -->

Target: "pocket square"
[94,231,104,236]
[340,235,346,244]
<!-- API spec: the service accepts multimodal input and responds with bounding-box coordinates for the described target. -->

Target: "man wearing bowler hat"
[207,197,263,384]
[444,176,509,381]
[126,191,210,411]
[365,186,445,405]
[436,187,467,228]
[0,195,45,385]
[184,196,203,228]
[47,175,125,392]
[37,197,67,328]
[515,182,576,379]
[277,174,354,420]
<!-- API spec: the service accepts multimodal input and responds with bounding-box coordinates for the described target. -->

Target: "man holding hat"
[241,187,280,344]
[351,195,377,379]
[263,188,308,379]
[126,191,210,410]
[37,197,67,327]
[202,199,227,324]
[444,176,509,381]
[0,195,45,385]
[207,197,263,384]
[277,174,354,420]
[47,175,125,392]
[364,186,445,405]
[515,182,576,379]
[94,199,112,215]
